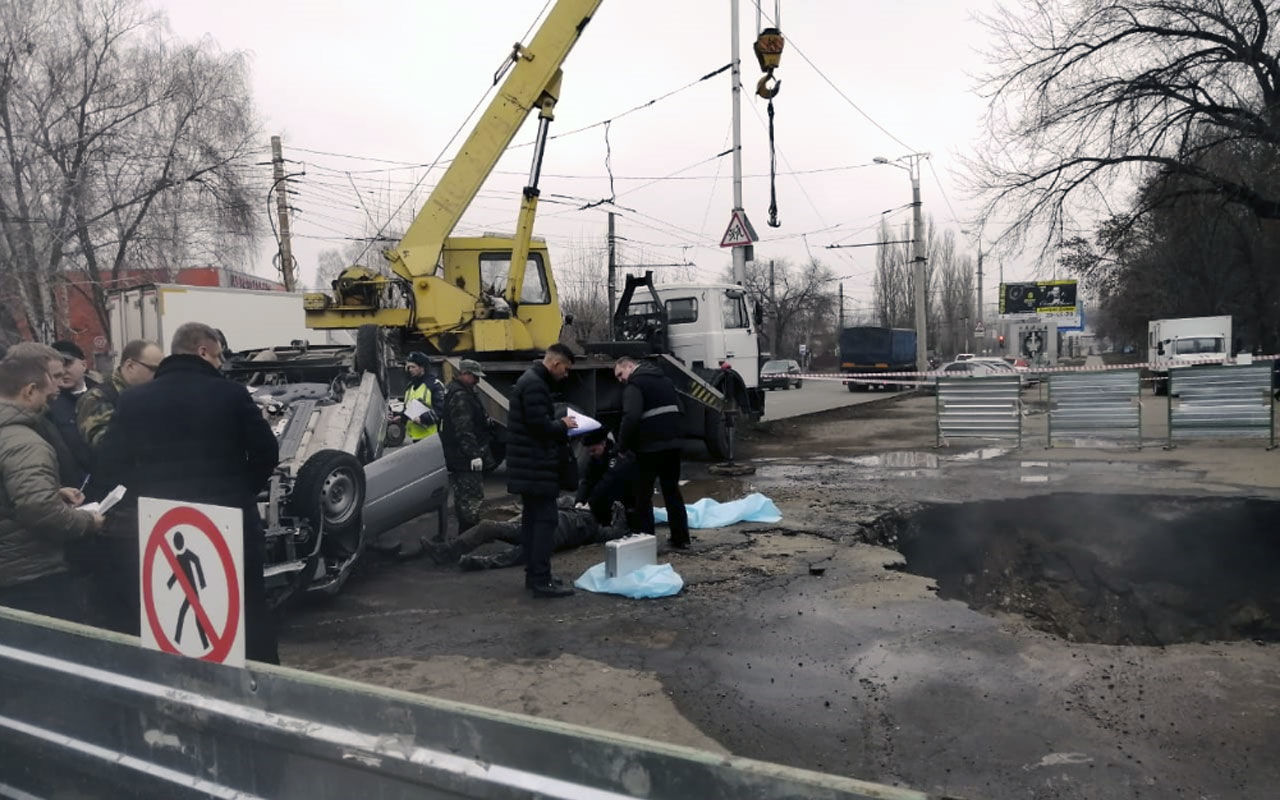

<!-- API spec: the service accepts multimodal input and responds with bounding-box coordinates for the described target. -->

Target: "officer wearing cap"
[402,352,440,442]
[437,358,493,534]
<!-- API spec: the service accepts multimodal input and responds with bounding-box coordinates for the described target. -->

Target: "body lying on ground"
[422,497,628,570]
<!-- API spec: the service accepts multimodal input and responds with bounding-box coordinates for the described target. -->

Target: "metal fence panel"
[1048,370,1142,447]
[1169,364,1275,447]
[0,609,936,800]
[936,375,1022,447]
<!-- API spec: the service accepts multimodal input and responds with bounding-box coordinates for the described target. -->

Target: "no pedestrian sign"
[138,498,245,667]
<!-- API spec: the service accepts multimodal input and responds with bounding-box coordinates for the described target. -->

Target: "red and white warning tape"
[791,354,1279,384]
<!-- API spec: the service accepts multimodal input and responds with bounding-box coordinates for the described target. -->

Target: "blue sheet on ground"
[653,492,783,528]
[574,562,684,598]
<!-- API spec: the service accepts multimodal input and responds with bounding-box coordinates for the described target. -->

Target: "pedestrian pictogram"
[139,498,245,667]
[720,208,758,248]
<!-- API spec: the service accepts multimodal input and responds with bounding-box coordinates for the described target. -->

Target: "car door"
[720,288,758,387]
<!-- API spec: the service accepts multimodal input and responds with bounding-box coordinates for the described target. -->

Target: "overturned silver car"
[227,334,448,606]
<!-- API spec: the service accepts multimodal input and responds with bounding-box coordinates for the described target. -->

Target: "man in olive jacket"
[615,356,690,548]
[505,344,578,597]
[0,345,104,620]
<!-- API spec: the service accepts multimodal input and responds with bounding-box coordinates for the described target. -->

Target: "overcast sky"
[160,0,1024,317]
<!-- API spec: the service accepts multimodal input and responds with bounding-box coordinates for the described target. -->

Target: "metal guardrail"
[1168,364,1275,448]
[1047,370,1142,448]
[935,375,1022,447]
[0,609,939,800]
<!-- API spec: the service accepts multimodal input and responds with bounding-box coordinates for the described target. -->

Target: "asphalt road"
[760,378,907,421]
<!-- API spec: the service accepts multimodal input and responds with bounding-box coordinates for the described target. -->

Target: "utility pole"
[607,211,617,318]
[909,155,927,373]
[729,0,748,286]
[270,135,297,292]
[838,282,844,330]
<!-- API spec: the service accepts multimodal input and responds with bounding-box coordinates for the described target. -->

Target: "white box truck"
[107,284,352,355]
[1147,315,1232,394]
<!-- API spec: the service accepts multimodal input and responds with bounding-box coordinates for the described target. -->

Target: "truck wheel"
[704,410,732,461]
[291,449,366,559]
[355,324,388,396]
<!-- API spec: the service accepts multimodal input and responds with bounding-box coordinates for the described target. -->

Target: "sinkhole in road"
[882,494,1280,646]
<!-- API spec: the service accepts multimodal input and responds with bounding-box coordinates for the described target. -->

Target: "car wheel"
[355,324,389,397]
[704,409,732,461]
[291,449,367,559]
[795,379,803,389]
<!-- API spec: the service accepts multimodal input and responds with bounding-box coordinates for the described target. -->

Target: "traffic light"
[998,334,1005,346]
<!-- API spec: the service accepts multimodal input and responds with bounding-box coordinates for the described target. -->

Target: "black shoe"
[525,574,566,590]
[529,580,574,598]
[669,538,691,550]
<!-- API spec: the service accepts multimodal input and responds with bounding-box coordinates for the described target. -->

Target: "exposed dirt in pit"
[866,494,1280,645]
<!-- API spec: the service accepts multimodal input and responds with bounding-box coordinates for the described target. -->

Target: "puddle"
[874,494,1280,645]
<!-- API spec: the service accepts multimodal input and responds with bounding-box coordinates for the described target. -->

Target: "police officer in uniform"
[402,352,440,442]
[438,358,492,534]
[614,356,690,548]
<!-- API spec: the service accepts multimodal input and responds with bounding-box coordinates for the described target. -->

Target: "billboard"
[998,280,1078,315]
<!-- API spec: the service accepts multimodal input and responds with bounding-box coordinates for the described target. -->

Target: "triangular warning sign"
[720,209,758,247]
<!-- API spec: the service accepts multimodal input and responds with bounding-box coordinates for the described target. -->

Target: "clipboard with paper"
[565,408,602,437]
[81,484,127,515]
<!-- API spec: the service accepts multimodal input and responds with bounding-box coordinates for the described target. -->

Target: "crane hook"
[757,72,781,100]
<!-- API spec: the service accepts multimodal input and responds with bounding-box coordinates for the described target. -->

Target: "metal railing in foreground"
[0,608,943,800]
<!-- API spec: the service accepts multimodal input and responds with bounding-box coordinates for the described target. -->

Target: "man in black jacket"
[614,356,690,548]
[99,322,280,662]
[575,428,633,527]
[506,344,578,597]
[48,340,95,487]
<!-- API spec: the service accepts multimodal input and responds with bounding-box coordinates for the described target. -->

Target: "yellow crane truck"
[302,0,764,457]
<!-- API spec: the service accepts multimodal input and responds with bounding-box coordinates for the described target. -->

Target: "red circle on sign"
[141,505,241,663]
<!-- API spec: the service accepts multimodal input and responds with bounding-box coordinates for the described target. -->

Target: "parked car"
[969,356,1031,387]
[760,359,803,390]
[228,329,449,607]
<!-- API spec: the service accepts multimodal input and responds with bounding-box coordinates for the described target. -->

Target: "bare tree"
[731,257,837,358]
[0,0,260,342]
[872,217,942,350]
[554,234,612,346]
[972,0,1280,252]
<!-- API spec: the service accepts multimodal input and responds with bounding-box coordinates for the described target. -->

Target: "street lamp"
[961,225,987,354]
[874,153,929,373]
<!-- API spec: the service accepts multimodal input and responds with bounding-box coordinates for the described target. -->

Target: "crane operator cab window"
[479,253,550,305]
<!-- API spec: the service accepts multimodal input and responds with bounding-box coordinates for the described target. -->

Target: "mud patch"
[309,653,729,754]
[875,494,1280,645]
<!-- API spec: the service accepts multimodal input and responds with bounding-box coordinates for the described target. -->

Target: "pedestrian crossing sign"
[720,209,758,247]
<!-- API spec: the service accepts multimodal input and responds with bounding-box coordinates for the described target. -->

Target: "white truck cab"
[647,283,760,388]
[1148,315,1233,370]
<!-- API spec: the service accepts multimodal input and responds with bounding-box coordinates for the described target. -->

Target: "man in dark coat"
[615,356,690,548]
[505,344,578,597]
[99,322,280,662]
[48,340,96,487]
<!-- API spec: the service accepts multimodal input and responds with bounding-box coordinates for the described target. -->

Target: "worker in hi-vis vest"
[403,352,440,442]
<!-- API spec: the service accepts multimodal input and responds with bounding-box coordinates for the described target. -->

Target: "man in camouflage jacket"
[438,359,494,535]
[76,340,163,449]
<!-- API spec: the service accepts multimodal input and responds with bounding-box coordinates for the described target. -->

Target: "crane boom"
[388,0,604,281]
